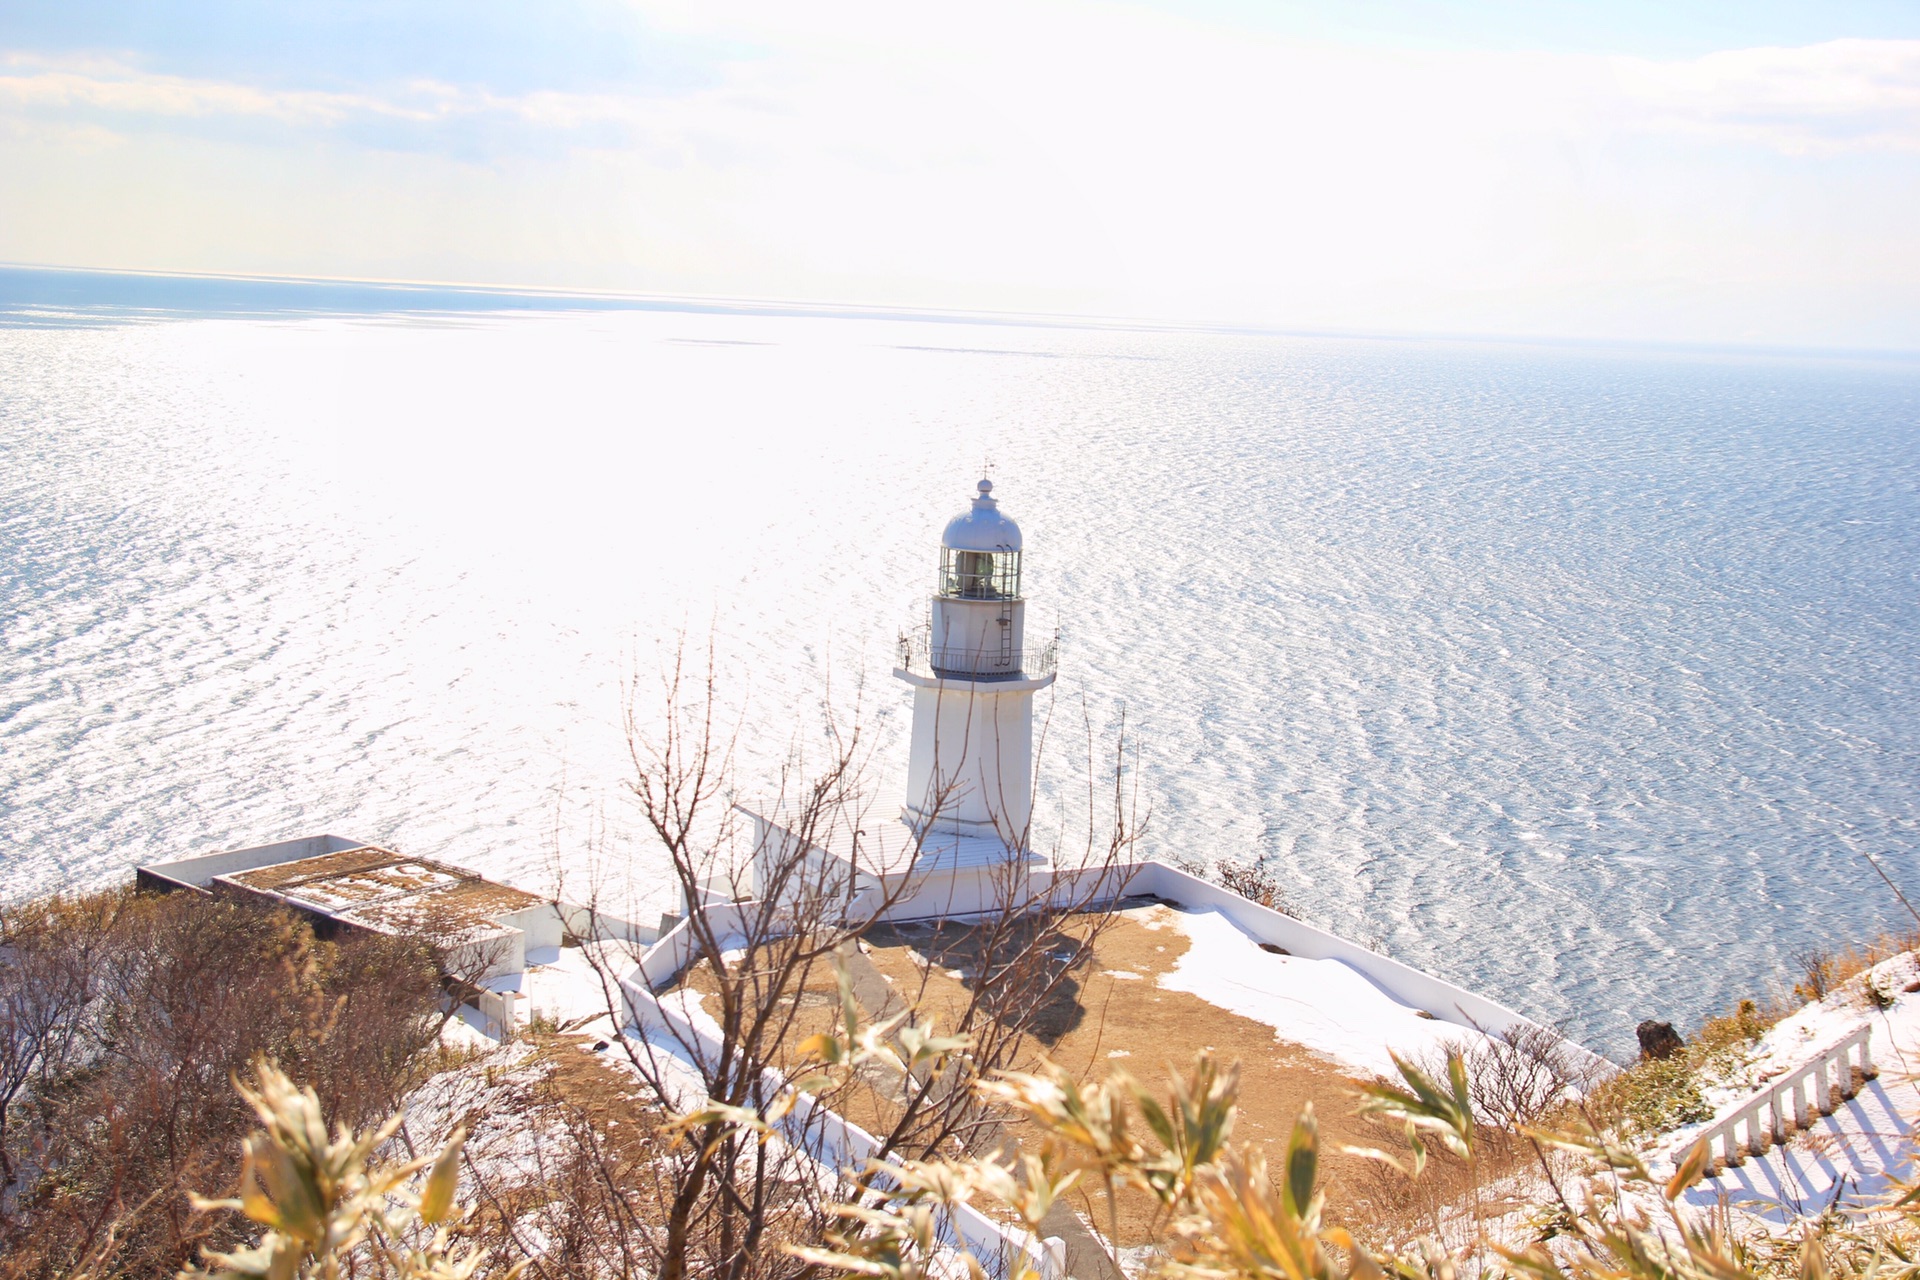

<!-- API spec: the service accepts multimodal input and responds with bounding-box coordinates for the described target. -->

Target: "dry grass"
[455,1029,682,1278]
[686,905,1405,1248]
[1581,930,1919,1148]
[1580,998,1777,1140]
[1791,928,1920,1004]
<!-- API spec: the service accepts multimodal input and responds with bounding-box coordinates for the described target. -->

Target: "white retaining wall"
[631,901,770,992]
[1051,860,1611,1072]
[872,861,1037,924]
[617,968,1058,1280]
[447,902,662,988]
[630,858,1613,1068]
[492,903,567,953]
[445,925,528,983]
[473,987,519,1038]
[556,900,659,947]
[136,833,368,890]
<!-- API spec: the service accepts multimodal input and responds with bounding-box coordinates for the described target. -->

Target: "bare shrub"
[532,646,1146,1280]
[1794,945,1841,1003]
[1454,1022,1602,1130]
[1183,857,1299,918]
[0,891,124,1191]
[0,889,441,1280]
[1353,1023,1603,1247]
[1789,931,1920,1008]
[306,929,448,1117]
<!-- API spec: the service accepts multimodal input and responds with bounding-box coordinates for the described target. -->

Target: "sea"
[3,266,1917,1061]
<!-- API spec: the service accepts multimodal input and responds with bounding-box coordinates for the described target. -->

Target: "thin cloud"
[0,53,695,158]
[0,54,449,126]
[7,34,1919,161]
[1613,38,1920,153]
[0,12,1916,346]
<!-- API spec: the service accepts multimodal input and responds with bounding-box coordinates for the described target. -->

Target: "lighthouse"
[895,479,1056,848]
[738,477,1057,923]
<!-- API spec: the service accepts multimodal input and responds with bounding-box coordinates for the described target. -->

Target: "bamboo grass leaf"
[1284,1103,1319,1222]
[416,1125,466,1225]
[1665,1137,1711,1203]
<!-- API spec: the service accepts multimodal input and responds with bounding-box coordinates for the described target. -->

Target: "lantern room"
[938,480,1022,600]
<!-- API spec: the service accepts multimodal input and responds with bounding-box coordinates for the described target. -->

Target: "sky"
[2,1,1918,349]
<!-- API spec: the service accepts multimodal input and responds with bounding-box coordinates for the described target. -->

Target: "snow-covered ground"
[1150,905,1501,1079]
[400,1039,557,1187]
[1144,927,1920,1243]
[525,941,634,1033]
[470,941,634,1039]
[1655,951,1920,1226]
[434,937,731,1121]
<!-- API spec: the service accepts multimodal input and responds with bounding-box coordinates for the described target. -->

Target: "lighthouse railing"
[896,626,1058,681]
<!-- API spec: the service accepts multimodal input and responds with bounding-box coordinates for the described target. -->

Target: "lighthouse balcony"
[896,626,1057,683]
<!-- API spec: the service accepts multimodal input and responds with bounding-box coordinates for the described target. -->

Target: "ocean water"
[3,273,1917,1059]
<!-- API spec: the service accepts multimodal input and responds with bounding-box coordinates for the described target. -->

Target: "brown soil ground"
[672,902,1400,1246]
[863,904,1391,1244]
[523,1031,660,1137]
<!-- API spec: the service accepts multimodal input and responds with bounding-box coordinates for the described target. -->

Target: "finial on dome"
[941,475,1021,551]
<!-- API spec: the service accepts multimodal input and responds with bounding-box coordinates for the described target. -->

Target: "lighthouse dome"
[942,479,1022,552]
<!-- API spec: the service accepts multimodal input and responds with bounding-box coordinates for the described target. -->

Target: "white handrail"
[1676,1023,1876,1171]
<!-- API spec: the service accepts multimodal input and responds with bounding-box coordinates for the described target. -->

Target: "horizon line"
[4,258,1917,365]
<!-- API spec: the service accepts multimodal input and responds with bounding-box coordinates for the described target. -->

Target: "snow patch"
[1157,907,1497,1079]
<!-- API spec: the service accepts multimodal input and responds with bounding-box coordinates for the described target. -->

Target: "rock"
[1258,942,1290,955]
[1637,1020,1684,1061]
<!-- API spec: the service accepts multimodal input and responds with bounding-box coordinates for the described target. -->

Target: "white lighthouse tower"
[739,478,1057,923]
[895,479,1056,847]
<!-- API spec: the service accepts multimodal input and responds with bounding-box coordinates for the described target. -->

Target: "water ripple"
[2,312,1917,1059]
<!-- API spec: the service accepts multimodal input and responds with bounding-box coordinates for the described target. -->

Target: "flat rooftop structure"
[137,835,661,1004]
[218,846,545,938]
[136,834,544,941]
